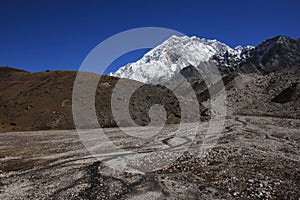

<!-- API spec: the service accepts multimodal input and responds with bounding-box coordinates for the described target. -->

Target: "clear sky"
[0,0,299,73]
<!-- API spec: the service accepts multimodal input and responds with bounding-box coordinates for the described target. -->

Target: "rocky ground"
[1,116,299,199]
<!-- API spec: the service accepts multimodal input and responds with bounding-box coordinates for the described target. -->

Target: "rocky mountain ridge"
[110,35,300,84]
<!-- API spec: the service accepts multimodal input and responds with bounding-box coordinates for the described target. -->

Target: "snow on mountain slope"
[109,35,250,84]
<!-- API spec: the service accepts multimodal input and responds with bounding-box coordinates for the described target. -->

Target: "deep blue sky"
[0,0,299,73]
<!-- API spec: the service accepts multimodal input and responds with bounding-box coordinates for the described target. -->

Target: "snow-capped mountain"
[109,35,253,84]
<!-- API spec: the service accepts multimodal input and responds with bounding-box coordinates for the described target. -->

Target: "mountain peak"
[110,35,242,83]
[273,35,292,41]
[259,35,297,48]
[110,35,300,83]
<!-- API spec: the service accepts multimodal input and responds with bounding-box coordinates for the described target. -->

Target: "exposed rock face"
[172,65,300,119]
[271,82,299,104]
[237,36,300,74]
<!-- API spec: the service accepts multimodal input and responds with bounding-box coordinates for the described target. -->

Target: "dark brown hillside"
[0,66,206,132]
[0,67,77,132]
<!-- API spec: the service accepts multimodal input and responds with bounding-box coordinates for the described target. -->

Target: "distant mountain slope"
[237,36,300,74]
[109,35,252,83]
[110,35,300,84]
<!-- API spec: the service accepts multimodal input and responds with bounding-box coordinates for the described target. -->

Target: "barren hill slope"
[0,67,206,132]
